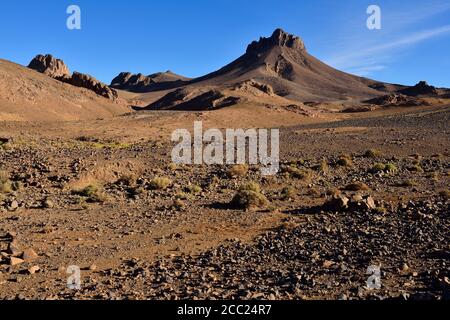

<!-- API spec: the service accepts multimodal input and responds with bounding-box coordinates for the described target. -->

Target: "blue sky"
[1,0,449,87]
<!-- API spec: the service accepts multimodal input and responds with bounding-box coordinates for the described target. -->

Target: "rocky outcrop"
[365,94,427,107]
[399,81,438,96]
[28,54,117,100]
[233,79,274,96]
[28,54,70,79]
[67,72,118,100]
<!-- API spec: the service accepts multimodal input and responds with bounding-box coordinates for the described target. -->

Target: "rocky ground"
[0,105,448,300]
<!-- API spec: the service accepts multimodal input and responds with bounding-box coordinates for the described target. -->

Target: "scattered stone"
[27,265,40,275]
[10,257,24,266]
[22,248,39,262]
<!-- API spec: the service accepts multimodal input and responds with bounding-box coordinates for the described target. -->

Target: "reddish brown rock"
[68,72,118,100]
[28,54,70,79]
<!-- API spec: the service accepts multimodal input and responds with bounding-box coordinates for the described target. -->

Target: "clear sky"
[1,0,449,87]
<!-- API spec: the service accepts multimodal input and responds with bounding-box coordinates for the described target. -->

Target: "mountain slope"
[0,59,130,121]
[145,29,404,110]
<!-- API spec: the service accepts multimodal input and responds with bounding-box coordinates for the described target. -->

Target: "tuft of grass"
[364,149,383,158]
[0,170,13,194]
[172,199,185,210]
[231,182,269,210]
[115,174,136,186]
[385,163,398,173]
[336,154,353,167]
[186,184,202,195]
[370,163,386,173]
[313,159,329,173]
[280,186,296,200]
[72,184,107,203]
[343,181,370,191]
[0,139,11,150]
[306,187,321,198]
[438,189,450,200]
[148,177,172,190]
[239,181,261,193]
[285,166,314,182]
[228,164,249,178]
[428,172,439,182]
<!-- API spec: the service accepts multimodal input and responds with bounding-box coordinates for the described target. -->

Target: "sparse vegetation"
[364,149,383,158]
[228,164,249,177]
[438,189,450,200]
[370,162,397,174]
[370,163,386,173]
[73,184,108,203]
[0,170,12,194]
[231,182,269,210]
[385,163,397,173]
[280,186,296,200]
[306,187,321,198]
[336,154,353,167]
[148,177,172,190]
[313,159,329,173]
[343,182,370,191]
[284,166,313,182]
[186,184,202,195]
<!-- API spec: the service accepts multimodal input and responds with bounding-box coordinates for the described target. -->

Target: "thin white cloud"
[346,65,387,77]
[326,25,450,72]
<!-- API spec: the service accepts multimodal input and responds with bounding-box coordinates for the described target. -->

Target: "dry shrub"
[364,149,383,158]
[231,182,269,210]
[0,170,12,194]
[228,164,249,178]
[337,154,353,167]
[149,177,172,190]
[343,182,370,191]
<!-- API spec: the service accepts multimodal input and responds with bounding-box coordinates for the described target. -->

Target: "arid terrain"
[0,29,449,300]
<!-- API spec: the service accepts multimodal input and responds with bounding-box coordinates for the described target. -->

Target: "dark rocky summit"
[246,28,306,56]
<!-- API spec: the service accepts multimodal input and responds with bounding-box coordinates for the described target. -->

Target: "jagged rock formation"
[365,94,428,107]
[110,71,190,93]
[28,54,70,79]
[28,54,117,100]
[67,72,118,100]
[233,79,275,96]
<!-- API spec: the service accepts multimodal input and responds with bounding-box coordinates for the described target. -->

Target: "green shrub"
[232,182,269,210]
[148,177,172,190]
